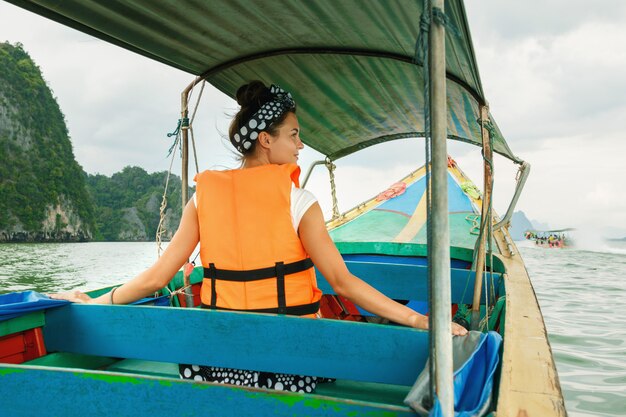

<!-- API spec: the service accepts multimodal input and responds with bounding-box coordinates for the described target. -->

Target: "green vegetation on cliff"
[85,166,193,241]
[0,42,192,242]
[0,42,95,240]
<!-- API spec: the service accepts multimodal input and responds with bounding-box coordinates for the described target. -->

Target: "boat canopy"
[7,0,520,162]
[328,160,499,256]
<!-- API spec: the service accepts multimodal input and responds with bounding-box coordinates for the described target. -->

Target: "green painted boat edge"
[0,363,415,416]
[0,311,44,338]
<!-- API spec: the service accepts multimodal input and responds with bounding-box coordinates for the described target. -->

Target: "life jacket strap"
[201,300,321,317]
[276,261,286,314]
[203,258,316,314]
[203,258,314,282]
[208,263,217,308]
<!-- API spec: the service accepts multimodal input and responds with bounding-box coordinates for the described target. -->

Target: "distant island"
[508,211,567,241]
[85,166,192,242]
[509,211,545,241]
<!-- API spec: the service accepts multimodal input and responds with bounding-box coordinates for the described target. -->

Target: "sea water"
[518,241,626,417]
[1,241,625,416]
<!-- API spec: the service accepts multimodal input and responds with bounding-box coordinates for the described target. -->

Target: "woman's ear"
[257,131,272,149]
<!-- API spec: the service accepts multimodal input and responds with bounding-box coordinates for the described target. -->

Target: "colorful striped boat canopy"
[328,159,498,257]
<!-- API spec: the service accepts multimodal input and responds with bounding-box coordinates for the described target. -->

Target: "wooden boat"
[525,229,574,248]
[0,1,566,416]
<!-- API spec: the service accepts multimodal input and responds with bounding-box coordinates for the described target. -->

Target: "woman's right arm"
[51,199,200,305]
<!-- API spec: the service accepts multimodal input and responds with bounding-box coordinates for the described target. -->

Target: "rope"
[189,80,206,126]
[155,128,181,257]
[166,118,188,156]
[188,80,206,175]
[464,112,497,330]
[325,157,340,220]
[483,116,495,318]
[166,118,184,138]
[189,128,200,175]
[486,177,495,323]
[161,284,192,307]
[157,78,207,256]
[413,1,431,65]
[465,214,481,235]
[476,114,496,328]
[414,3,459,65]
[432,7,460,37]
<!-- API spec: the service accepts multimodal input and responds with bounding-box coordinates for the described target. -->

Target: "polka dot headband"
[232,84,296,153]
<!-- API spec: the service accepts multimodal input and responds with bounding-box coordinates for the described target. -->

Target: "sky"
[1,1,625,239]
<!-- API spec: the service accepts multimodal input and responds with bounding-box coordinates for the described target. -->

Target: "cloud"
[0,2,236,175]
[2,2,625,236]
[467,3,626,151]
[466,0,626,41]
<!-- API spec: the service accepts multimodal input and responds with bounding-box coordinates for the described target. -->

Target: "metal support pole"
[179,76,203,211]
[429,1,453,416]
[494,161,530,231]
[471,105,493,329]
[180,88,193,308]
[301,160,326,189]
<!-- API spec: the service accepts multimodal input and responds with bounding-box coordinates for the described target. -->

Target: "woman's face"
[267,112,304,164]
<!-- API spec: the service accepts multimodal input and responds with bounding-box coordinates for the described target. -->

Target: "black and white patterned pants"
[179,364,329,393]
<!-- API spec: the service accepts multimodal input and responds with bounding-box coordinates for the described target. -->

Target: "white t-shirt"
[193,185,317,232]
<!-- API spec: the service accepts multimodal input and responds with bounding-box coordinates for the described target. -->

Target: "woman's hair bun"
[235,80,272,109]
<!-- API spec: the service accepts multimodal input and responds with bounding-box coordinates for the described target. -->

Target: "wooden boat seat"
[167,262,503,307]
[43,304,429,386]
[318,261,503,305]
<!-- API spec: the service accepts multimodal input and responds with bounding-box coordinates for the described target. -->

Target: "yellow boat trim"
[391,193,427,243]
[326,164,427,230]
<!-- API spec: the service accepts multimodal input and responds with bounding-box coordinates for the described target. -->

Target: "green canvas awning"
[6,0,520,162]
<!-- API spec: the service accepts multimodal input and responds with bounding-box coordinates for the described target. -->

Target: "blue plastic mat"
[0,291,70,322]
[405,331,503,417]
[132,295,171,306]
[0,291,171,322]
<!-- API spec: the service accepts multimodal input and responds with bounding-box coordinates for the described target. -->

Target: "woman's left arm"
[299,202,467,336]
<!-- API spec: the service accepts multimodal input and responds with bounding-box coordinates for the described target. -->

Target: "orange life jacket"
[195,163,322,317]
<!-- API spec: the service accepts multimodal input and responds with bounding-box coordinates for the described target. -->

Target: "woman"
[52,81,467,392]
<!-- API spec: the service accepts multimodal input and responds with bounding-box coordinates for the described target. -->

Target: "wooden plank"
[43,304,428,386]
[316,262,500,304]
[0,365,415,417]
[0,311,45,338]
[492,231,567,417]
[107,358,179,378]
[24,352,118,370]
[0,334,25,357]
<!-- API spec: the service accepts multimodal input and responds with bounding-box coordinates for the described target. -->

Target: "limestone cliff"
[0,42,95,242]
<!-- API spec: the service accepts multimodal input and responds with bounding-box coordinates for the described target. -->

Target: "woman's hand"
[410,314,469,336]
[49,290,94,304]
[46,199,200,307]
[451,322,469,336]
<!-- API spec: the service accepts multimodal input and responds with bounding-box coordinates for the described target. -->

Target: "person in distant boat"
[51,81,467,391]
